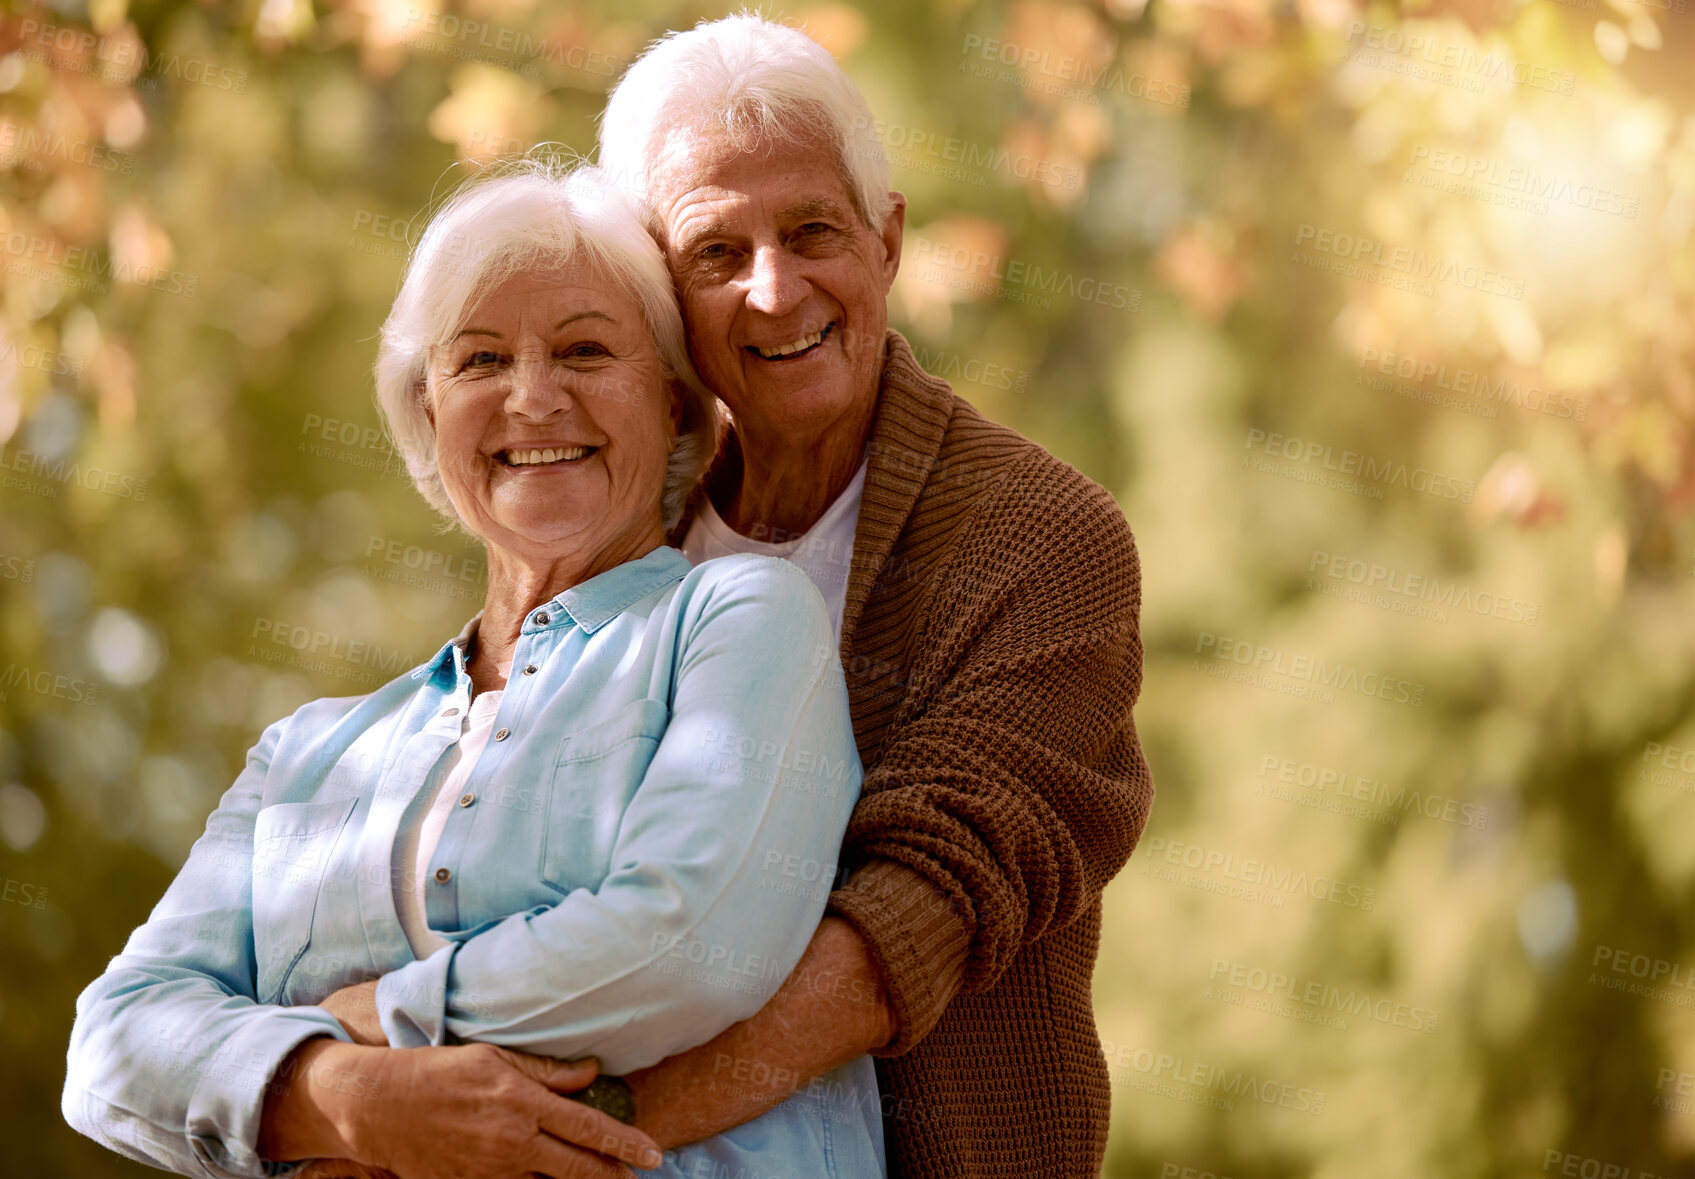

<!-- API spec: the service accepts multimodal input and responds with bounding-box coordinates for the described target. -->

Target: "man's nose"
[744,245,808,316]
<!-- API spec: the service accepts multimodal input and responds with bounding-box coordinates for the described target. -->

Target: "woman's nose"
[504,356,575,418]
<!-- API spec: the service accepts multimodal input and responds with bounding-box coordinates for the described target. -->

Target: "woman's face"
[424,262,680,571]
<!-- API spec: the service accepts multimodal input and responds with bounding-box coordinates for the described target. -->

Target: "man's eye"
[697,243,732,262]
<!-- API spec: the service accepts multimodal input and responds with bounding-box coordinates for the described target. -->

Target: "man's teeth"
[505,446,589,466]
[756,327,826,358]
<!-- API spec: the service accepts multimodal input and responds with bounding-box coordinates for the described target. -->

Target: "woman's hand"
[262,1040,663,1179]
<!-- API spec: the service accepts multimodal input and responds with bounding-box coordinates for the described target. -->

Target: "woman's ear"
[416,377,434,427]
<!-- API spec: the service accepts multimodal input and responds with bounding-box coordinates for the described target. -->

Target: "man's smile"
[747,322,835,360]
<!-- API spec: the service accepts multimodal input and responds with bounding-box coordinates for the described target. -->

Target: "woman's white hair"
[374,157,721,534]
[597,13,892,229]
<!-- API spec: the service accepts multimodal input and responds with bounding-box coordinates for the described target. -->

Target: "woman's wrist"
[258,1037,388,1165]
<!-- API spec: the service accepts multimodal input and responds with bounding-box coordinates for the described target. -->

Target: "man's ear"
[879,191,907,294]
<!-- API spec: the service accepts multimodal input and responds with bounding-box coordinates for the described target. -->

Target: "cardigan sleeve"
[827,454,1153,1055]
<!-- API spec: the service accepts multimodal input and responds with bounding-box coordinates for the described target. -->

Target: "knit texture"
[826,332,1154,1178]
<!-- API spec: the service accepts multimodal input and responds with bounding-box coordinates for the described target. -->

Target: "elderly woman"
[62,163,886,1179]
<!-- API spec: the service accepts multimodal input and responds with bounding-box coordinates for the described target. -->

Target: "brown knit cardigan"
[704,331,1154,1176]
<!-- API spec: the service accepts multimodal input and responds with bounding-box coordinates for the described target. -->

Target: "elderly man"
[599,16,1154,1177]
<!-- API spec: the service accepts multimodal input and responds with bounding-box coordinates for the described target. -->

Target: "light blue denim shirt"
[63,546,885,1179]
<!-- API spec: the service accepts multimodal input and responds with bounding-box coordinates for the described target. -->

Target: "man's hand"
[260,1040,663,1179]
[291,1161,396,1179]
[623,917,895,1149]
[320,979,387,1046]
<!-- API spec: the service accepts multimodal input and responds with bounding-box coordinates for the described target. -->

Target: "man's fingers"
[500,1048,599,1093]
[291,1161,397,1179]
[537,1092,663,1171]
[526,1133,639,1179]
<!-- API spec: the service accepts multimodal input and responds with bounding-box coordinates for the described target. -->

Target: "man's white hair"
[598,13,892,229]
[374,158,721,533]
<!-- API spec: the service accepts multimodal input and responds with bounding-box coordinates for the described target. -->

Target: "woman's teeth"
[755,326,828,358]
[505,446,590,466]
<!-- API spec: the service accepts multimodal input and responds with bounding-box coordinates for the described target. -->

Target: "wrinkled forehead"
[644,119,857,239]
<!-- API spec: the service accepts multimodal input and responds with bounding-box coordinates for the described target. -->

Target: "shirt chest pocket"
[251,797,358,1004]
[540,698,669,895]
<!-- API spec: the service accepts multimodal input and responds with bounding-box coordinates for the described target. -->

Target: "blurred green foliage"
[3,1,1694,1176]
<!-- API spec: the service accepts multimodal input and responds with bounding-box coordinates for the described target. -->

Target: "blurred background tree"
[2,0,1694,1176]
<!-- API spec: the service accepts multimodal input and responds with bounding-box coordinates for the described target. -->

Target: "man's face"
[651,129,905,442]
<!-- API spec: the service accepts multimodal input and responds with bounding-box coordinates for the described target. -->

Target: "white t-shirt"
[393,688,504,959]
[680,457,867,640]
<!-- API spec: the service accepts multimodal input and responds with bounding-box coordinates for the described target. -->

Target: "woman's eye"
[459,350,501,371]
[563,342,609,360]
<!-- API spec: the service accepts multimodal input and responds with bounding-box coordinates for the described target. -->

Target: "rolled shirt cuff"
[375,944,458,1049]
[826,859,973,1057]
[184,1007,351,1179]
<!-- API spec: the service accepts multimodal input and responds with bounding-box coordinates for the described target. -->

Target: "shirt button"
[441,707,460,718]
[458,793,475,807]
[522,665,538,676]
[434,867,451,884]
[494,727,511,741]
[534,611,550,626]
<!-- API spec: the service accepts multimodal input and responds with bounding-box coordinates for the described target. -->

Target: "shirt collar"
[412,546,691,683]
[552,545,692,634]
